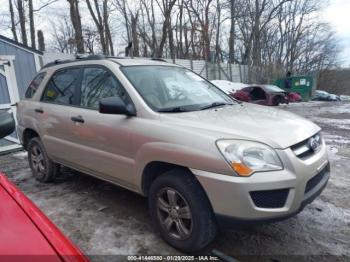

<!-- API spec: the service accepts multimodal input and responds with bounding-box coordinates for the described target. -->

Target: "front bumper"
[192,141,330,224]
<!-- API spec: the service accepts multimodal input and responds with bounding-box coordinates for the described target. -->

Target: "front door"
[68,65,137,189]
[0,56,21,153]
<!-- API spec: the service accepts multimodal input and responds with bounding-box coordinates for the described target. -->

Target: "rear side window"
[80,67,129,110]
[42,68,80,105]
[25,72,46,99]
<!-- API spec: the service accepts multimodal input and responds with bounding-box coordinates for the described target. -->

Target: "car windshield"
[121,66,235,112]
[262,85,285,92]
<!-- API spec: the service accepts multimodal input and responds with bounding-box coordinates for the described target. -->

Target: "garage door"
[0,56,21,153]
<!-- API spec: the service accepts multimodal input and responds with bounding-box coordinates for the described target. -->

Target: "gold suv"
[17,56,330,252]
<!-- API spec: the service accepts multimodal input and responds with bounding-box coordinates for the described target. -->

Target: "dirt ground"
[0,101,349,261]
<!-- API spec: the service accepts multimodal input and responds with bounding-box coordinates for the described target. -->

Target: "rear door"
[39,66,82,164]
[67,65,137,189]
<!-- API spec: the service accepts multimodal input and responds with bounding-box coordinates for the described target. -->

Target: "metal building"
[0,35,43,153]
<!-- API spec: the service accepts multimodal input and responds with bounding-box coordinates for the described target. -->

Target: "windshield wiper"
[200,102,233,110]
[158,106,189,113]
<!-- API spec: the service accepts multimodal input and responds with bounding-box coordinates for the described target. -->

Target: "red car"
[0,111,88,261]
[232,85,289,106]
[0,173,88,261]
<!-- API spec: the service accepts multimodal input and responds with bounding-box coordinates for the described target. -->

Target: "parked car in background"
[18,56,330,252]
[211,80,248,95]
[340,95,350,101]
[232,84,289,106]
[0,111,88,261]
[287,92,302,102]
[312,90,340,101]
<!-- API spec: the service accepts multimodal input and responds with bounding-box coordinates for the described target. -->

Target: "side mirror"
[0,111,15,139]
[99,97,136,116]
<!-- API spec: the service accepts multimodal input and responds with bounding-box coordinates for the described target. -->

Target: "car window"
[42,68,80,105]
[121,66,233,111]
[80,67,129,110]
[25,72,46,99]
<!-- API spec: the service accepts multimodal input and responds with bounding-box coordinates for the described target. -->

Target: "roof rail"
[42,54,107,69]
[75,54,106,60]
[151,58,168,62]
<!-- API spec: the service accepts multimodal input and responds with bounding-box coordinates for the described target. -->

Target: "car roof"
[111,58,179,67]
[42,55,180,70]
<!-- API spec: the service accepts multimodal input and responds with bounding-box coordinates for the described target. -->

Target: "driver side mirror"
[0,111,15,139]
[99,97,136,116]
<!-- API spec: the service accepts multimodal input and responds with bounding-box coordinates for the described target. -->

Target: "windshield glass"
[121,66,234,112]
[262,85,285,92]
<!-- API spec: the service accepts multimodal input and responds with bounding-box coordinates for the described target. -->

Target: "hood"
[160,103,320,149]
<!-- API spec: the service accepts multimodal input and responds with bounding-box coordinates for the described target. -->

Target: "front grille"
[250,189,289,208]
[291,133,322,159]
[305,164,329,194]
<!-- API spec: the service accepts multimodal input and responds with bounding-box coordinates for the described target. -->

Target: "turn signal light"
[231,163,253,176]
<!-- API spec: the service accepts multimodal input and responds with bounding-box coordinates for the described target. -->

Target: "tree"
[50,16,76,53]
[17,0,27,46]
[28,0,35,48]
[9,0,18,42]
[67,0,84,53]
[86,0,114,55]
[228,0,236,63]
[8,0,57,47]
[37,30,45,51]
[186,0,215,61]
[155,0,177,58]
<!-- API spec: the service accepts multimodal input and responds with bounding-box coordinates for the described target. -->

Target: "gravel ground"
[0,101,349,261]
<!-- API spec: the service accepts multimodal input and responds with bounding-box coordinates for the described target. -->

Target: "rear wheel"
[149,169,217,252]
[27,137,59,182]
[272,95,283,106]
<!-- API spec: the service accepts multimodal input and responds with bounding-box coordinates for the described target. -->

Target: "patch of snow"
[12,151,28,159]
[211,80,248,94]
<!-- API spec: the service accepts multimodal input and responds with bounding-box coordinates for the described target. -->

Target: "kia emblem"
[309,136,320,151]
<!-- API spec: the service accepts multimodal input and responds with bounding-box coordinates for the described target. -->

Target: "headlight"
[216,140,283,176]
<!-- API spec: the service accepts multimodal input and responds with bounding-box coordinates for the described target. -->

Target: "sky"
[322,0,350,66]
[1,0,350,67]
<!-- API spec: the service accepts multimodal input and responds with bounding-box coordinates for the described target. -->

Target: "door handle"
[71,116,85,123]
[35,108,44,113]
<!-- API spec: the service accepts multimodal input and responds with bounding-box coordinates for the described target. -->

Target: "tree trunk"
[131,13,140,57]
[156,0,177,58]
[67,0,84,53]
[37,30,45,51]
[168,16,175,59]
[28,0,36,49]
[103,0,114,55]
[9,0,18,42]
[17,0,27,46]
[228,0,235,63]
[214,0,221,62]
[178,0,184,58]
[86,0,106,54]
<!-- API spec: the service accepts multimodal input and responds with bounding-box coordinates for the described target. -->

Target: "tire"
[149,169,217,252]
[27,137,59,183]
[272,96,282,106]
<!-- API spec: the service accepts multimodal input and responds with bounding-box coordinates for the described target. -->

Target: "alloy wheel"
[31,145,46,174]
[156,187,193,240]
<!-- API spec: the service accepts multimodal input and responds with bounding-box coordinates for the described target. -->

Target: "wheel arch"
[141,161,193,196]
[22,128,39,150]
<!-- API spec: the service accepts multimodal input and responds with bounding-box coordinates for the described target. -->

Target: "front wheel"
[149,169,217,252]
[27,137,59,182]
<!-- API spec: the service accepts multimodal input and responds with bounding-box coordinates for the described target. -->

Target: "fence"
[163,58,248,82]
[43,53,249,83]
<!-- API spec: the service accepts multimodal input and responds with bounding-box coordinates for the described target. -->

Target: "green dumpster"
[275,76,314,101]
